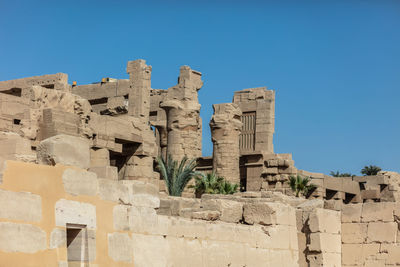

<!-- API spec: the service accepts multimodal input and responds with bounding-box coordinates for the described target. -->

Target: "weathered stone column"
[124,60,157,185]
[126,59,152,120]
[160,66,203,161]
[210,103,242,184]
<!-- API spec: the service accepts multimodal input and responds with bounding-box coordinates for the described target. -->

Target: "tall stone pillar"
[160,66,203,161]
[124,60,157,186]
[210,103,242,184]
[126,59,152,120]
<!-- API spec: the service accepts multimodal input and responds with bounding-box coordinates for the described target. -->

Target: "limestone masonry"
[0,59,399,266]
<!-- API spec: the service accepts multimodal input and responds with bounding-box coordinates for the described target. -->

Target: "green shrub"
[156,154,199,197]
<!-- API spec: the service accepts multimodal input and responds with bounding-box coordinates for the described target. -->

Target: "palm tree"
[330,171,354,177]
[190,172,239,197]
[289,175,316,197]
[218,180,239,195]
[156,154,199,197]
[361,165,381,176]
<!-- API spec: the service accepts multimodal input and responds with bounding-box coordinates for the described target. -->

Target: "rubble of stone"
[0,59,400,266]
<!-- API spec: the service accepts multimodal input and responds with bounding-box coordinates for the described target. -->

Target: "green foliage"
[361,165,382,176]
[156,154,199,197]
[190,172,238,197]
[289,175,316,197]
[330,171,354,177]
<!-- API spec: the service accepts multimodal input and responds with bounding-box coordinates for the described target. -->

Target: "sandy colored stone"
[0,189,42,222]
[62,168,98,196]
[89,166,118,180]
[361,202,395,222]
[341,243,380,265]
[341,223,367,243]
[367,221,397,243]
[50,228,66,248]
[0,222,46,253]
[308,208,341,234]
[37,134,90,169]
[243,201,295,226]
[97,179,129,203]
[108,232,132,262]
[201,198,243,223]
[121,180,160,208]
[210,103,242,185]
[55,199,96,229]
[113,204,130,231]
[308,233,341,253]
[341,203,363,223]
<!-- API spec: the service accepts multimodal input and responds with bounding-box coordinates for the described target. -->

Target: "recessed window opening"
[67,223,89,266]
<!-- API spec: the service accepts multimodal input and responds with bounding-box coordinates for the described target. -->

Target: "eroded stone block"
[367,222,397,243]
[0,189,42,222]
[0,222,46,253]
[62,168,98,196]
[341,203,362,223]
[341,223,367,243]
[308,208,341,234]
[37,134,90,169]
[361,202,394,222]
[108,232,132,262]
[55,199,96,229]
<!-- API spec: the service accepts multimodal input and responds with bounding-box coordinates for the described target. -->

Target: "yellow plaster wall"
[0,161,133,267]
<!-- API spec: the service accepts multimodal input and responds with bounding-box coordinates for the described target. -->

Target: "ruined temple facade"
[1,59,400,266]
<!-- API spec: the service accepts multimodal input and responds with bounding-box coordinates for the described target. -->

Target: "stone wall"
[341,202,400,266]
[296,200,342,267]
[0,160,301,267]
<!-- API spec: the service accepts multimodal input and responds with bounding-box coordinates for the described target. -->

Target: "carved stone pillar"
[210,103,242,185]
[160,66,203,161]
[126,59,152,120]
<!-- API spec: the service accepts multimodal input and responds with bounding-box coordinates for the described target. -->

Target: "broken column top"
[178,65,203,91]
[210,103,242,129]
[126,59,152,74]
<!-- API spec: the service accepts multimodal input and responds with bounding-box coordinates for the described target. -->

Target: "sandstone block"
[0,222,46,253]
[37,134,90,169]
[243,202,295,226]
[97,179,129,203]
[341,223,367,243]
[367,222,397,243]
[341,243,380,265]
[190,210,220,221]
[129,206,158,233]
[201,199,243,223]
[113,205,130,231]
[307,252,341,267]
[380,243,400,265]
[309,208,341,234]
[90,148,109,167]
[62,168,98,196]
[55,199,96,229]
[296,199,324,211]
[308,233,341,253]
[50,228,66,248]
[0,189,42,222]
[89,166,118,180]
[341,203,362,223]
[361,202,395,222]
[361,202,394,222]
[121,180,160,208]
[108,232,132,263]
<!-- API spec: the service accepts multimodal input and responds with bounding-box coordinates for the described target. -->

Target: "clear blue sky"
[1,0,399,175]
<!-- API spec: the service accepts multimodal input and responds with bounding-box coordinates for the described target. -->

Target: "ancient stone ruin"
[0,59,399,266]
